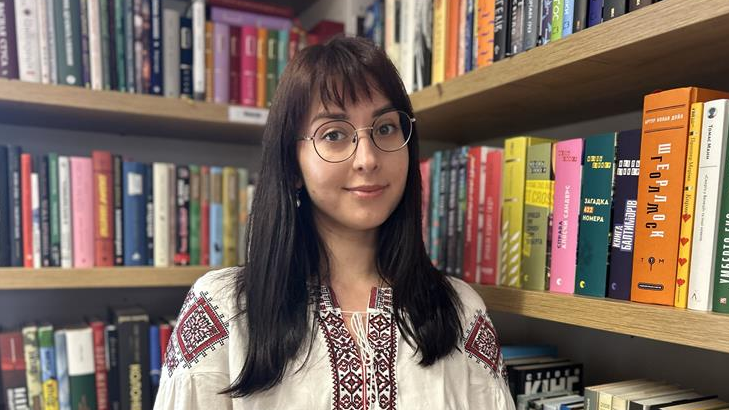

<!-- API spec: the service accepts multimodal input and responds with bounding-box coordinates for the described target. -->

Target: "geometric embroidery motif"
[464,310,505,382]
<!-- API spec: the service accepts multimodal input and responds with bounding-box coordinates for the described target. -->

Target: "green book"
[64,327,97,410]
[551,0,564,42]
[114,0,127,91]
[237,168,249,266]
[55,0,84,86]
[189,165,201,266]
[22,325,43,410]
[266,29,279,108]
[575,133,616,297]
[38,325,60,410]
[100,0,111,90]
[713,138,729,314]
[48,153,61,267]
[522,142,555,291]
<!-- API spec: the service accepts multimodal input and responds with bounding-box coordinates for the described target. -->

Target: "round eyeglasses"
[297,110,415,163]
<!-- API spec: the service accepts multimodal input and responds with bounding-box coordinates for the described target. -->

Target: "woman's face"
[297,90,409,233]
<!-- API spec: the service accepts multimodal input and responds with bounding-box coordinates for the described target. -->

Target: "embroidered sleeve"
[153,372,233,410]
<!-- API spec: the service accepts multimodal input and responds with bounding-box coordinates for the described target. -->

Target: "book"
[209,6,292,30]
[414,0,433,89]
[112,307,150,410]
[22,325,43,410]
[256,27,267,108]
[265,29,278,107]
[153,162,171,267]
[64,327,97,410]
[562,0,574,37]
[445,0,459,80]
[7,146,22,266]
[475,0,495,67]
[192,0,206,100]
[210,167,224,267]
[88,321,108,410]
[113,155,123,266]
[31,172,41,268]
[464,147,483,283]
[38,324,59,410]
[584,379,650,410]
[39,156,51,267]
[15,0,41,82]
[522,142,555,291]
[200,166,211,266]
[540,0,554,45]
[550,138,584,294]
[630,392,716,410]
[163,8,181,98]
[628,0,654,11]
[175,166,191,266]
[105,325,120,410]
[112,0,126,91]
[206,0,294,18]
[607,129,642,301]
[241,26,257,106]
[179,16,193,98]
[59,156,73,268]
[510,361,583,397]
[145,163,154,265]
[661,399,728,410]
[213,22,230,104]
[587,0,602,27]
[431,0,447,84]
[429,151,443,267]
[88,0,103,90]
[92,151,114,266]
[1,332,31,410]
[222,167,238,266]
[688,99,729,312]
[21,153,33,267]
[602,0,625,21]
[575,133,616,297]
[551,0,564,41]
[48,153,62,267]
[149,325,160,401]
[0,0,19,79]
[71,157,94,268]
[79,0,91,88]
[189,165,201,266]
[481,148,503,285]
[124,0,135,92]
[54,330,71,410]
[122,162,148,265]
[149,0,163,95]
[631,87,729,306]
[237,168,249,265]
[229,27,241,104]
[0,146,9,265]
[523,0,539,50]
[572,0,588,32]
[400,0,416,92]
[509,0,525,56]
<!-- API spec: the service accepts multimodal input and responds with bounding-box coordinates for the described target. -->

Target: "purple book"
[587,0,603,27]
[213,22,230,104]
[0,0,19,78]
[210,7,292,31]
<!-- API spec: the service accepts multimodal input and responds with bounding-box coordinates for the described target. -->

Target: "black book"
[149,0,164,95]
[0,0,19,79]
[39,155,51,267]
[538,0,553,45]
[493,0,508,61]
[602,0,626,22]
[438,150,451,271]
[607,129,641,301]
[572,0,589,32]
[113,155,124,265]
[111,307,151,410]
[446,149,459,276]
[522,0,540,51]
[510,361,583,397]
[145,164,154,265]
[180,17,193,98]
[107,0,118,91]
[455,147,468,278]
[79,0,91,87]
[0,146,9,265]
[413,0,432,90]
[508,0,525,56]
[106,324,121,410]
[7,145,22,266]
[628,0,653,11]
[175,166,190,266]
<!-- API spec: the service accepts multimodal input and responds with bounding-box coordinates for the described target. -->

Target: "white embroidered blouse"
[154,268,516,410]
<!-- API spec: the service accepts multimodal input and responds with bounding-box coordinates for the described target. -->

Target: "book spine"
[501,138,532,287]
[40,155,51,267]
[687,99,729,311]
[37,0,51,84]
[421,159,431,252]
[49,153,61,267]
[587,0,603,27]
[463,0,474,73]
[208,6,292,30]
[124,0,135,92]
[213,22,230,104]
[549,138,584,293]
[508,0,525,56]
[149,325,161,402]
[550,0,563,41]
[276,29,287,83]
[400,0,415,91]
[446,149,459,275]
[153,162,170,267]
[562,0,574,37]
[189,165,201,266]
[123,162,147,265]
[204,21,213,102]
[79,0,91,87]
[115,311,150,410]
[31,172,41,268]
[113,155,123,265]
[89,322,109,410]
[440,150,452,272]
[162,8,180,98]
[493,0,507,61]
[145,163,154,265]
[22,325,43,410]
[0,146,8,265]
[674,103,704,307]
[71,157,94,267]
[265,29,277,107]
[429,152,442,267]
[1,332,31,410]
[475,0,495,67]
[574,133,616,297]
[241,26,257,106]
[92,151,114,266]
[15,0,41,82]
[602,0,625,21]
[210,167,223,267]
[206,0,294,18]
[0,0,19,79]
[113,0,125,91]
[573,0,588,32]
[200,166,210,266]
[413,0,432,89]
[523,0,539,51]
[104,0,115,90]
[64,328,97,410]
[8,146,22,266]
[175,166,190,265]
[607,129,642,301]
[255,27,267,108]
[481,149,503,284]
[105,325,120,410]
[539,0,553,45]
[54,0,81,86]
[192,0,205,100]
[222,167,238,266]
[455,147,469,278]
[149,0,162,95]
[179,17,193,98]
[140,0,150,93]
[132,0,143,92]
[59,156,73,268]
[21,153,33,267]
[237,168,249,265]
[522,142,555,291]
[628,0,653,11]
[38,325,59,410]
[464,148,481,283]
[88,0,103,89]
[54,330,70,410]
[431,0,446,83]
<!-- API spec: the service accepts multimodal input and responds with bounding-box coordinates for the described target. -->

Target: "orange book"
[476,0,495,68]
[92,151,114,267]
[445,0,461,80]
[256,28,268,108]
[631,87,729,306]
[432,0,447,84]
[205,21,214,103]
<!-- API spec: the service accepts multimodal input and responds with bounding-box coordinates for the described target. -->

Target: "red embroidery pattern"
[164,290,229,377]
[317,287,398,410]
[464,310,507,382]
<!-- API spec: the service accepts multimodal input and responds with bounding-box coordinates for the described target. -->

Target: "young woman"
[154,36,515,410]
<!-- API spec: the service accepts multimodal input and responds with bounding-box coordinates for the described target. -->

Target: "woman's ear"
[295,178,303,190]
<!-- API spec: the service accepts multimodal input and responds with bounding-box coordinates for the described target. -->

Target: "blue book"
[0,146,9,265]
[587,0,603,27]
[54,330,72,410]
[277,30,289,81]
[210,167,224,267]
[502,345,558,360]
[464,0,474,71]
[562,0,575,37]
[145,163,154,265]
[429,152,442,267]
[123,161,149,265]
[38,325,57,395]
[179,17,193,98]
[540,0,553,45]
[149,0,163,95]
[149,325,161,400]
[7,145,22,266]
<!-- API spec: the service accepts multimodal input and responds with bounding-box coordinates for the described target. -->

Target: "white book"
[15,0,41,82]
[688,99,729,311]
[59,156,74,268]
[457,0,468,76]
[31,173,41,268]
[384,0,401,73]
[192,0,206,100]
[45,0,58,84]
[163,8,181,98]
[399,0,415,94]
[153,162,171,267]
[36,0,51,84]
[63,327,96,379]
[87,0,103,90]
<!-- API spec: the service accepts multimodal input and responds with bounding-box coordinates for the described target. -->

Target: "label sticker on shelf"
[228,106,269,125]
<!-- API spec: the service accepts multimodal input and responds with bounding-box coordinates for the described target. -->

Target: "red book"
[229,27,241,105]
[21,154,33,267]
[207,0,294,18]
[241,26,257,107]
[480,149,503,285]
[445,0,461,80]
[92,151,114,266]
[420,159,431,253]
[159,321,172,362]
[288,30,299,60]
[0,332,29,409]
[89,321,109,410]
[201,166,211,266]
[463,147,482,283]
[308,20,344,44]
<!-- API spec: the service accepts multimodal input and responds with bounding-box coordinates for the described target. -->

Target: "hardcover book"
[71,157,94,268]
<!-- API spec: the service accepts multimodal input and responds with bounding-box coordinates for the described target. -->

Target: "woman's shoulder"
[444,276,488,314]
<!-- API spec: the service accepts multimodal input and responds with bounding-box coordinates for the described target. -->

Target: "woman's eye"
[376,124,397,136]
[321,131,347,142]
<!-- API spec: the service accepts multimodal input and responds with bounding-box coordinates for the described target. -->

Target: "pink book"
[463,148,481,283]
[549,139,584,294]
[71,157,94,268]
[480,148,502,285]
[419,158,431,255]
[241,26,257,107]
[213,22,231,104]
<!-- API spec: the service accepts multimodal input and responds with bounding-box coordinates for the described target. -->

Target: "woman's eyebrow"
[311,111,348,123]
[372,105,396,118]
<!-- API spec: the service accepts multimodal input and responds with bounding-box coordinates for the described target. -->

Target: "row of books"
[0,307,169,410]
[422,86,729,315]
[584,379,728,410]
[0,147,255,268]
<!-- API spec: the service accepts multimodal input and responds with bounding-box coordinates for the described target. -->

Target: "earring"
[296,188,301,208]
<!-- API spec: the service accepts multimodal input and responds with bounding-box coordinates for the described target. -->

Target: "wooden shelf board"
[0,79,265,144]
[474,284,729,354]
[0,266,210,289]
[411,0,729,144]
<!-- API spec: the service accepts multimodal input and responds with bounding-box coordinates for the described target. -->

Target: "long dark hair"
[223,36,463,398]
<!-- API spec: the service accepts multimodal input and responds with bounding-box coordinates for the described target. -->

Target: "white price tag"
[228,106,269,125]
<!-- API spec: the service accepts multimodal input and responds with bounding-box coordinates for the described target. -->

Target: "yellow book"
[431,0,447,84]
[222,167,239,266]
[675,102,704,308]
[500,136,553,287]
